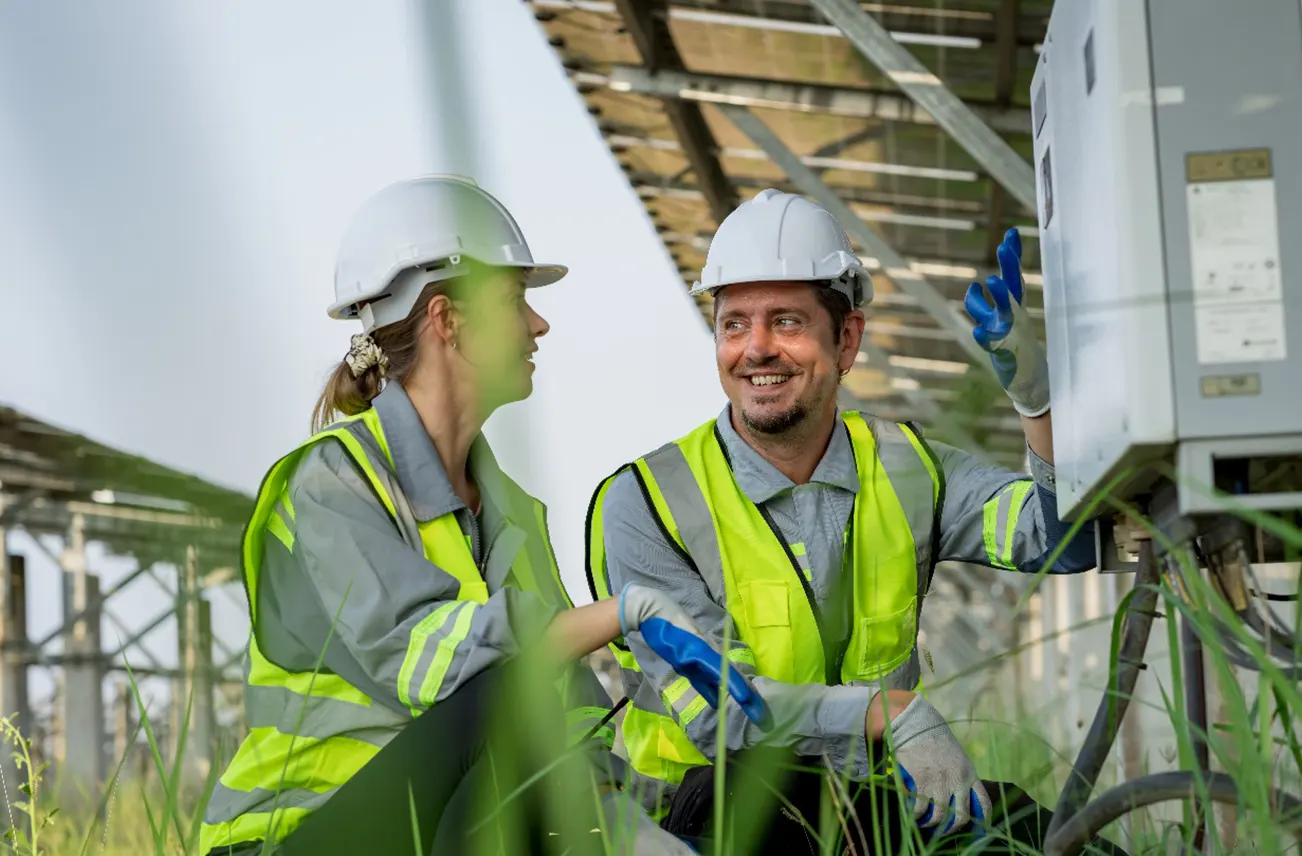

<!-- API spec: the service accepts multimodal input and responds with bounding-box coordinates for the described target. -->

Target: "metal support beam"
[633,171,986,231]
[606,127,982,182]
[535,0,1051,51]
[33,560,158,649]
[107,607,172,662]
[587,67,1032,135]
[103,607,163,670]
[806,0,1037,209]
[984,0,1020,262]
[719,104,996,373]
[853,338,989,457]
[608,1,738,223]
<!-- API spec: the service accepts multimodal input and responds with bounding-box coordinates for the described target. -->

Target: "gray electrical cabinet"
[1032,0,1302,520]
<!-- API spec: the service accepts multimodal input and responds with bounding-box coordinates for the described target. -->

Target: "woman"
[199,176,699,856]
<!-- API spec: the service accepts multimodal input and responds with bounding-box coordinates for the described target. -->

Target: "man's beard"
[741,401,809,435]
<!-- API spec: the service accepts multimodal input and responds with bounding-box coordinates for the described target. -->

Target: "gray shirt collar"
[713,405,860,504]
[371,383,516,525]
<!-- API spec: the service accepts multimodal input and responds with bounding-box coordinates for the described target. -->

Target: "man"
[586,189,1115,854]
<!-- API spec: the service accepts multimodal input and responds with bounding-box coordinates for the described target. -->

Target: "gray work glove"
[618,583,704,638]
[964,227,1051,417]
[883,695,991,834]
[600,790,697,856]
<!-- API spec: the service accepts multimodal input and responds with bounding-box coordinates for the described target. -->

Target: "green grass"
[3,498,1300,855]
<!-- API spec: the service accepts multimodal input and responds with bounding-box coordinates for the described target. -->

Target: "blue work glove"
[618,583,774,730]
[963,227,1051,417]
[884,695,991,835]
[640,618,773,731]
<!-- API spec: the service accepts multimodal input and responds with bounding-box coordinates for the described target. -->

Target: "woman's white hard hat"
[330,175,567,332]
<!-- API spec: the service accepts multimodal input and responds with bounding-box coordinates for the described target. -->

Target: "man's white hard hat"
[330,175,567,332]
[691,188,873,308]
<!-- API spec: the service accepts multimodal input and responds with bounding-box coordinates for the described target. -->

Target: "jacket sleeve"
[932,441,1097,574]
[279,441,560,715]
[601,470,878,778]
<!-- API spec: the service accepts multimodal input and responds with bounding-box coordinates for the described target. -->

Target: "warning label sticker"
[1185,159,1287,365]
[1194,303,1286,364]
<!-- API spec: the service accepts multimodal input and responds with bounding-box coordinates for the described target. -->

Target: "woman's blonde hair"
[311,277,463,433]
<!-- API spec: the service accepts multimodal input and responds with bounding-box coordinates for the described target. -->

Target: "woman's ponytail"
[310,277,464,434]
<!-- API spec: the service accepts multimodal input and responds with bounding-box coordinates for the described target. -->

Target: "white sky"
[0,0,724,706]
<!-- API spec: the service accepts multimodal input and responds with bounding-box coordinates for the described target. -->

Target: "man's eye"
[776,318,799,329]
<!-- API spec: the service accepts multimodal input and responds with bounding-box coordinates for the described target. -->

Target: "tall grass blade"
[121,661,177,854]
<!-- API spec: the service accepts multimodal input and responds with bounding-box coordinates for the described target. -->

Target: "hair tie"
[345,333,389,379]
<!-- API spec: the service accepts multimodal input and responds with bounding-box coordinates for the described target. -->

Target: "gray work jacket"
[601,404,1092,787]
[255,383,614,739]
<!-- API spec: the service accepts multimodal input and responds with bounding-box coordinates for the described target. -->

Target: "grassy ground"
[3,505,1300,855]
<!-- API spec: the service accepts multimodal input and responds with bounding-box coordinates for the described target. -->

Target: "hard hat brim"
[522,262,568,288]
[689,269,872,309]
[328,260,569,320]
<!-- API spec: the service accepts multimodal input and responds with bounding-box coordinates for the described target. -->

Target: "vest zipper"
[755,504,838,686]
[466,508,485,573]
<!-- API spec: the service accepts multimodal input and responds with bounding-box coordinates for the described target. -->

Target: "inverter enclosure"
[1032,0,1302,519]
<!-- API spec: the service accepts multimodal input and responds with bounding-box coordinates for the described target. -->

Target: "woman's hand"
[537,584,704,667]
[618,583,703,638]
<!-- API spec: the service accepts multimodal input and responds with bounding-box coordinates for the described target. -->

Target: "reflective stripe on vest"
[201,408,563,853]
[584,412,939,791]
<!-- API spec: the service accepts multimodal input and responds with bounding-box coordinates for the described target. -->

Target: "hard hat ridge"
[691,188,873,308]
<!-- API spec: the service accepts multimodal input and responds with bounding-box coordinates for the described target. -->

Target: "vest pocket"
[852,596,917,681]
[740,580,791,627]
[739,580,795,682]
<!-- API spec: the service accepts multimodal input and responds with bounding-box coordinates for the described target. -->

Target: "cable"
[580,696,629,744]
[1175,544,1302,675]
[1048,542,1164,831]
[1240,553,1300,643]
[1250,589,1299,603]
[1042,771,1302,856]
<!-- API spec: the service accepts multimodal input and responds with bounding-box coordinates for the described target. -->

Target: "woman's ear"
[425,293,459,348]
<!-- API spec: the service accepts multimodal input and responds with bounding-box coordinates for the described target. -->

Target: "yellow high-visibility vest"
[201,407,568,853]
[585,412,941,792]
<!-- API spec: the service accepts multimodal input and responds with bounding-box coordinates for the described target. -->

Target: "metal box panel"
[1147,0,1302,440]
[1034,0,1302,518]
[1033,0,1176,518]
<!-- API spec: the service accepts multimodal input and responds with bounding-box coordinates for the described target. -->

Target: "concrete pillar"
[191,598,215,780]
[0,543,31,815]
[60,514,105,803]
[172,545,214,784]
[112,677,135,780]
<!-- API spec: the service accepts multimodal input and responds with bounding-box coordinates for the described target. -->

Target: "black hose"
[1047,542,1164,834]
[1042,771,1302,856]
[1179,610,1210,850]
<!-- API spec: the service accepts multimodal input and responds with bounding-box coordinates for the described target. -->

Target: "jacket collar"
[713,404,860,505]
[371,383,517,524]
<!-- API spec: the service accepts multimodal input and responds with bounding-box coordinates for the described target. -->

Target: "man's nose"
[743,325,777,362]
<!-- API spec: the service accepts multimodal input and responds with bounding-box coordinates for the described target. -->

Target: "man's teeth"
[749,375,790,387]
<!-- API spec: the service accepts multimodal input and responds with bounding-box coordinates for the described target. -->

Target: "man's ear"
[839,310,867,373]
